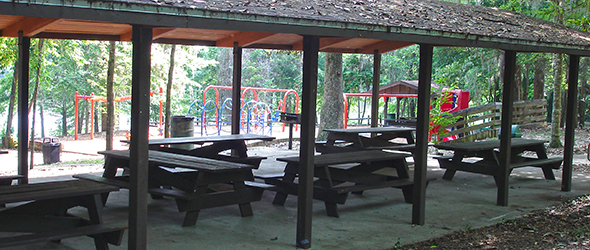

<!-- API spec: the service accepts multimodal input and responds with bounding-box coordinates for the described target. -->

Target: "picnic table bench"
[270,150,432,218]
[433,138,563,205]
[122,134,275,168]
[0,179,126,250]
[0,175,24,186]
[317,127,416,154]
[76,150,270,227]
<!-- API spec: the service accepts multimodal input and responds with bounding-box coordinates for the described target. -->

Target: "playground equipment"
[343,93,418,128]
[187,85,300,136]
[74,88,163,140]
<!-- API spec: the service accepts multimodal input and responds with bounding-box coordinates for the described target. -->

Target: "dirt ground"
[397,125,590,250]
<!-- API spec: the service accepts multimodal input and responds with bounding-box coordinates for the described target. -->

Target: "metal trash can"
[42,137,61,164]
[170,115,195,150]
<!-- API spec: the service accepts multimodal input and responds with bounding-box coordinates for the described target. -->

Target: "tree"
[106,41,116,150]
[165,44,176,138]
[317,53,344,141]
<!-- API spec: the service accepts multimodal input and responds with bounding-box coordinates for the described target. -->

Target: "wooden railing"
[440,99,547,143]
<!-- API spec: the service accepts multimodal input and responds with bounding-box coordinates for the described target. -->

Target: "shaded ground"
[398,125,590,250]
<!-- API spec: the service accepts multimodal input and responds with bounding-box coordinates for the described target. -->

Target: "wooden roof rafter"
[2,17,63,37]
[216,31,276,47]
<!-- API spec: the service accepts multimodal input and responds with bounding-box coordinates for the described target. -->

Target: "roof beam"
[216,31,275,47]
[2,17,63,37]
[120,27,175,41]
[319,38,353,50]
[358,41,415,54]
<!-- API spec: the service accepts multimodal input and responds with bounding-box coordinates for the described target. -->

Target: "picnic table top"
[277,150,410,166]
[433,138,546,152]
[99,149,255,172]
[121,134,275,145]
[0,179,118,204]
[324,127,415,134]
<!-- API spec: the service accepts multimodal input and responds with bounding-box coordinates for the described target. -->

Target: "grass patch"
[58,158,104,165]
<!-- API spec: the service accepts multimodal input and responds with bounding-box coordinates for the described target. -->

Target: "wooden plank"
[99,150,255,172]
[0,223,127,248]
[122,134,275,145]
[434,138,545,152]
[0,180,118,204]
[277,150,410,166]
[324,127,415,134]
[74,174,131,189]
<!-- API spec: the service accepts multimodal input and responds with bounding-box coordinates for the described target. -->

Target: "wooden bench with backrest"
[0,179,126,250]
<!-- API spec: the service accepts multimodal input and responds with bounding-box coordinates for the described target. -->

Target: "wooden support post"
[412,44,432,225]
[296,35,319,249]
[129,25,152,250]
[232,42,242,135]
[371,50,381,128]
[563,54,580,191]
[498,50,516,206]
[17,31,30,185]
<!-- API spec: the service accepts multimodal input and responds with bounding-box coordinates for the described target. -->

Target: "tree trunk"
[165,45,176,138]
[39,103,45,138]
[317,53,344,141]
[550,53,564,148]
[522,64,529,100]
[495,51,505,102]
[4,56,18,148]
[29,39,44,169]
[62,101,68,136]
[579,57,589,127]
[29,101,36,169]
[513,63,522,102]
[30,101,36,170]
[533,55,546,100]
[106,41,116,150]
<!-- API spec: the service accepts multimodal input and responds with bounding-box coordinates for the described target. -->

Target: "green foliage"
[429,93,462,143]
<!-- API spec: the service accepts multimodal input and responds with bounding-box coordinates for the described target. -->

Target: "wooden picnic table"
[76,149,269,227]
[433,138,563,205]
[122,134,275,167]
[0,179,126,249]
[270,150,430,218]
[317,127,416,154]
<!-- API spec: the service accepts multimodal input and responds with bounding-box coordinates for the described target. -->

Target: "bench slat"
[277,150,410,166]
[0,223,127,248]
[73,174,130,189]
[0,180,118,204]
[99,150,255,173]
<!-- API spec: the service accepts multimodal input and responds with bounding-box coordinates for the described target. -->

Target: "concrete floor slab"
[2,147,590,250]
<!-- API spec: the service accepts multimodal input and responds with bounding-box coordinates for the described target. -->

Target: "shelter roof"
[363,80,440,94]
[1,0,590,55]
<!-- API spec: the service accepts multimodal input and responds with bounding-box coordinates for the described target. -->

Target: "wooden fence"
[440,99,547,143]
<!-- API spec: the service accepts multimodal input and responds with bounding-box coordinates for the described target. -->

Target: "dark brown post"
[129,25,152,250]
[563,54,580,191]
[297,35,319,249]
[412,44,432,225]
[371,50,381,127]
[498,50,516,206]
[17,31,30,185]
[232,42,242,135]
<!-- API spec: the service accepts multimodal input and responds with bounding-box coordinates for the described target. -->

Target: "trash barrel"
[498,124,522,138]
[170,115,195,150]
[42,137,61,164]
